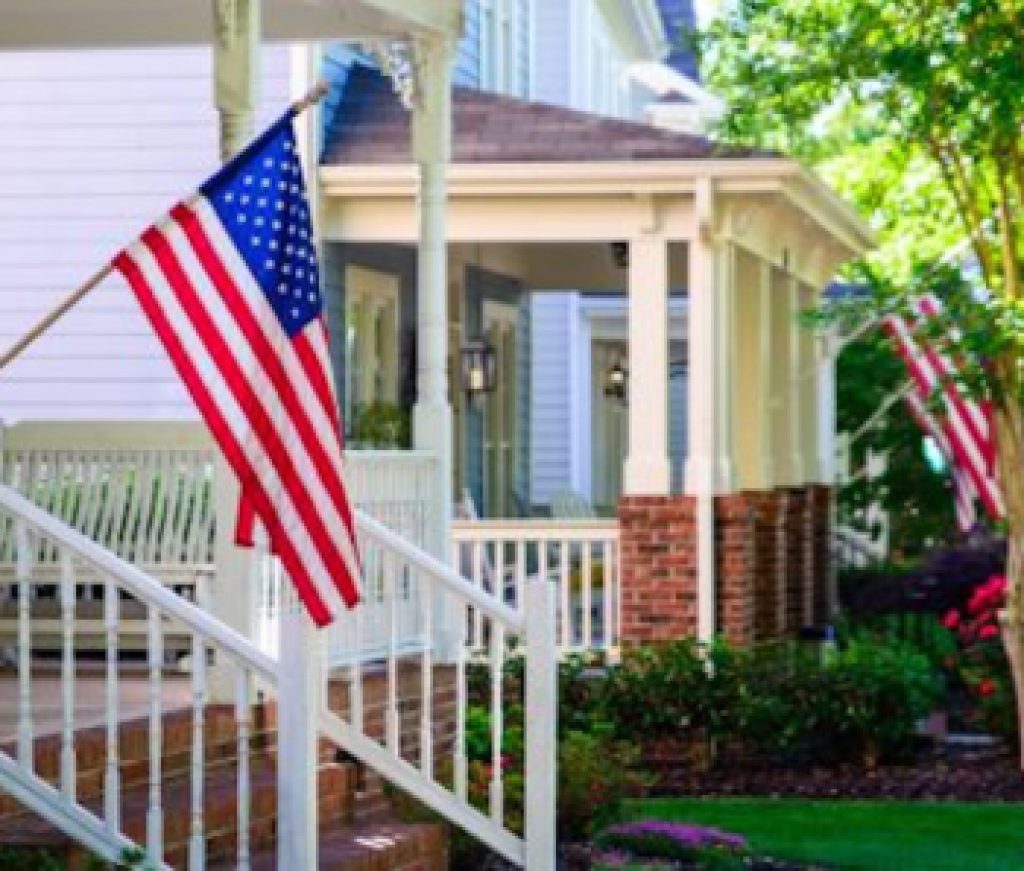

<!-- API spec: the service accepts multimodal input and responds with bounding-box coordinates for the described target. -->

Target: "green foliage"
[0,848,63,871]
[603,637,941,768]
[351,401,410,448]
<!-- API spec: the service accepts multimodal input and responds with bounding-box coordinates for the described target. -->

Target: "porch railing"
[0,480,557,868]
[451,518,621,656]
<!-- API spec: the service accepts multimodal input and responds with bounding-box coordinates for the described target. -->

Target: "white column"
[623,232,671,495]
[817,330,838,485]
[787,276,805,482]
[213,0,260,161]
[412,35,455,558]
[715,242,736,492]
[686,178,717,642]
[757,259,775,487]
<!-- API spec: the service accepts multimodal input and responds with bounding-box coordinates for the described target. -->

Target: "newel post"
[276,583,322,871]
[524,577,557,871]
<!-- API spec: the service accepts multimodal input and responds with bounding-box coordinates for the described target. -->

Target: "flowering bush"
[600,820,748,870]
[942,574,1016,740]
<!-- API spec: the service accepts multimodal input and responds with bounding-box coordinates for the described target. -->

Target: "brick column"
[618,496,697,644]
[806,484,834,624]
[747,490,784,641]
[782,487,808,633]
[715,495,755,646]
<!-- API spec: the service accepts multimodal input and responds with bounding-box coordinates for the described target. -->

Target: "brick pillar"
[747,490,784,641]
[618,496,697,644]
[782,487,808,633]
[806,484,834,624]
[715,495,756,646]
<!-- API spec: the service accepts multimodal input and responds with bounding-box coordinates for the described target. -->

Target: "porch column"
[213,0,260,161]
[210,2,260,685]
[412,35,455,560]
[623,232,670,495]
[686,178,718,643]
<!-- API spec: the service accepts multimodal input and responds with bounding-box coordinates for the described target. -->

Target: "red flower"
[942,609,961,630]
[979,624,1000,641]
[978,679,997,698]
[943,655,958,669]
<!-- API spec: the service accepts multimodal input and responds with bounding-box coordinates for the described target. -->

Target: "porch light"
[604,360,628,401]
[461,339,497,398]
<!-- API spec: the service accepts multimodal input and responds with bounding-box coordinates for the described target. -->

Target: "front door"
[482,300,519,517]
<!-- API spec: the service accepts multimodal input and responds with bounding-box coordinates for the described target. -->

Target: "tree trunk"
[994,396,1024,769]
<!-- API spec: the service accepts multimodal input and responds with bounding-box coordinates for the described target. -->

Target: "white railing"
[0,477,557,869]
[257,449,441,665]
[0,481,276,870]
[321,510,556,869]
[451,518,621,655]
[835,524,887,568]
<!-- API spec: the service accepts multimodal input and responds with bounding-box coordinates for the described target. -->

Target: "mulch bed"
[650,742,1024,802]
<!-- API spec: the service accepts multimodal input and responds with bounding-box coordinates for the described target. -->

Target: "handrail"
[452,517,619,540]
[356,508,525,631]
[0,482,277,681]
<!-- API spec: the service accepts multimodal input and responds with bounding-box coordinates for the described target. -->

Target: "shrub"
[602,636,941,769]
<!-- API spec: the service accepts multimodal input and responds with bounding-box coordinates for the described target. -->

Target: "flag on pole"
[112,110,361,626]
[902,390,978,532]
[882,293,1004,528]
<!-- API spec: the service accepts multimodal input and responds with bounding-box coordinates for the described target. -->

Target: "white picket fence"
[450,518,621,655]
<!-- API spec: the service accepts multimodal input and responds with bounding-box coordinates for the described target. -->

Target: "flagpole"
[0,80,330,375]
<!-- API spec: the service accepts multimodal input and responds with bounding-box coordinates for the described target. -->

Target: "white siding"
[531,0,571,106]
[529,293,576,505]
[0,45,291,422]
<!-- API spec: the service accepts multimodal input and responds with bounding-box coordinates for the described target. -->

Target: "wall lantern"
[604,359,628,401]
[461,339,497,398]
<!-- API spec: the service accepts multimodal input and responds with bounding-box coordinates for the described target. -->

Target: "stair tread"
[210,820,447,871]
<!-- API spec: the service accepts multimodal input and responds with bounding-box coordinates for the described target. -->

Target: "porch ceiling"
[0,0,461,49]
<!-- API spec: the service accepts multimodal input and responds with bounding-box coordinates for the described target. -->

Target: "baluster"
[489,621,505,825]
[515,539,526,612]
[104,574,121,834]
[16,519,34,769]
[471,541,483,648]
[236,669,252,871]
[350,559,365,734]
[190,633,207,871]
[419,577,434,779]
[602,540,614,650]
[60,550,76,800]
[582,540,593,649]
[385,551,400,755]
[494,540,506,611]
[559,540,570,650]
[454,598,468,802]
[146,606,163,865]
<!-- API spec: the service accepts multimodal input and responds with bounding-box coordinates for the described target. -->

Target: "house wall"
[0,45,292,422]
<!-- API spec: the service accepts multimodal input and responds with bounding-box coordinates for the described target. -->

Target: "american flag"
[883,293,1004,528]
[113,110,361,626]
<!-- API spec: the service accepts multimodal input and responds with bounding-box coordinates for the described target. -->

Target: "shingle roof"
[321,65,766,166]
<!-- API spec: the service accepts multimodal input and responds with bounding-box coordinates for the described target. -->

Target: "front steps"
[0,696,447,869]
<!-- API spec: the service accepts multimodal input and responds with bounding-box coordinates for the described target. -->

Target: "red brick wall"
[618,486,835,648]
[618,496,698,644]
[715,495,756,646]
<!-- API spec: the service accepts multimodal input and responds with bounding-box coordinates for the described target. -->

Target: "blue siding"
[319,45,363,159]
[454,0,482,88]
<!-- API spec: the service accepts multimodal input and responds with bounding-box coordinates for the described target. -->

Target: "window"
[479,0,526,97]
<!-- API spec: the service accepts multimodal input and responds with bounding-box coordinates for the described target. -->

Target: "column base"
[624,455,672,497]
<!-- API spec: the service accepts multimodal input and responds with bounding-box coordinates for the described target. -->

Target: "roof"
[321,65,766,166]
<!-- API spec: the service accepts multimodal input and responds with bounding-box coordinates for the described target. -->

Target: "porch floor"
[0,667,191,742]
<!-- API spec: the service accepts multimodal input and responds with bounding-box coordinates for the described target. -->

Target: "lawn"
[617,798,1024,870]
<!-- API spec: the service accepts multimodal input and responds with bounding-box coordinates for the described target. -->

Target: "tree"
[697,0,1024,762]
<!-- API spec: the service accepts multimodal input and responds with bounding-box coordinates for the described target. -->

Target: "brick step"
[210,819,448,871]
[0,753,354,867]
[0,704,279,816]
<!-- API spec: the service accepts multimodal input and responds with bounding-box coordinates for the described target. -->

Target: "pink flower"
[942,609,961,630]
[979,624,1000,641]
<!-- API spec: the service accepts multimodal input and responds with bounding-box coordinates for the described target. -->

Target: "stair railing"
[0,481,276,870]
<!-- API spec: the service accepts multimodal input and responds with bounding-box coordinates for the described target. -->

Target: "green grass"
[617,798,1024,870]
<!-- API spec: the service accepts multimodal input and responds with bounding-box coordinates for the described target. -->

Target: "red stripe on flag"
[114,249,333,625]
[171,204,358,551]
[140,226,359,608]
